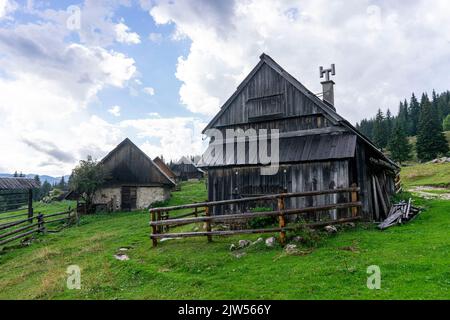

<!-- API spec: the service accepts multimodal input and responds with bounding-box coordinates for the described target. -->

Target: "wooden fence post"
[37,213,44,234]
[277,196,286,246]
[205,206,212,243]
[351,183,358,217]
[151,211,158,248]
[28,188,33,223]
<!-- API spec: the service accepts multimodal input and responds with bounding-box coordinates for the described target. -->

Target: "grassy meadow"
[0,177,449,300]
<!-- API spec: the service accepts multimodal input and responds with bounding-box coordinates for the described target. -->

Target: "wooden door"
[121,187,137,211]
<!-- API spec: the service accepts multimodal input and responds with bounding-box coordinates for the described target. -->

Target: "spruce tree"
[397,101,409,133]
[372,109,387,149]
[416,94,449,161]
[388,123,412,165]
[408,93,420,136]
[443,114,450,131]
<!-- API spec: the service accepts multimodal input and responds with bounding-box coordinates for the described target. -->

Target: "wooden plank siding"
[208,160,352,221]
[201,54,399,222]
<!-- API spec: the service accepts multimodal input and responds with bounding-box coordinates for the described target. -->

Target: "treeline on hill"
[356,90,450,164]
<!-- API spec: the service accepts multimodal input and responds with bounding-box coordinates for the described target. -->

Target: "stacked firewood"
[378,198,421,230]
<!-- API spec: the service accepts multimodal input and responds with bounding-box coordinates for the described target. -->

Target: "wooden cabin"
[170,156,205,181]
[198,54,399,221]
[93,138,175,211]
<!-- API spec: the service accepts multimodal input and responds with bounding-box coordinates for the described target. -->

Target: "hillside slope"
[0,181,448,300]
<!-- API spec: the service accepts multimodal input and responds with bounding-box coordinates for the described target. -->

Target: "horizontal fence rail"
[149,186,361,247]
[0,209,77,248]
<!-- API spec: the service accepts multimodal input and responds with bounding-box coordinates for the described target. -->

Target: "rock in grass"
[324,225,338,234]
[251,238,264,245]
[238,240,252,248]
[114,253,129,261]
[284,244,298,255]
[265,237,276,247]
[229,244,237,251]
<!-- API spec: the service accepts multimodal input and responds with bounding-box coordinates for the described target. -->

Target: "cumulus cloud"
[108,105,121,117]
[0,0,16,19]
[0,1,137,175]
[149,0,450,122]
[115,21,141,44]
[120,117,207,161]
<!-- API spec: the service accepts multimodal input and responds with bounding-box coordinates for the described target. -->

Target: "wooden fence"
[149,186,361,247]
[0,209,77,248]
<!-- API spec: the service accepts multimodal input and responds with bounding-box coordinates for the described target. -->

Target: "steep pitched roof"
[153,157,177,181]
[100,138,175,186]
[203,53,399,168]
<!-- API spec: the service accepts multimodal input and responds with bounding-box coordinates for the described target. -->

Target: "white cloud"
[0,0,17,19]
[120,117,207,161]
[149,0,450,122]
[0,3,137,175]
[108,105,121,117]
[115,21,141,44]
[143,86,155,96]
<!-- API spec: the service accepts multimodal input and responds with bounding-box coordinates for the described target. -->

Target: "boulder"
[238,240,252,248]
[265,237,276,247]
[324,225,338,234]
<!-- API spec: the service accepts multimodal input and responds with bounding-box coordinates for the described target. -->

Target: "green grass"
[401,162,450,188]
[0,181,449,300]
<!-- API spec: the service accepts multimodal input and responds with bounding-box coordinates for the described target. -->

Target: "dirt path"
[408,186,450,200]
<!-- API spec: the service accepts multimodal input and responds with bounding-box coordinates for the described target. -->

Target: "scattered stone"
[229,244,237,251]
[251,237,264,245]
[118,247,129,252]
[284,244,298,255]
[114,253,129,261]
[324,225,338,234]
[238,240,252,248]
[265,237,276,247]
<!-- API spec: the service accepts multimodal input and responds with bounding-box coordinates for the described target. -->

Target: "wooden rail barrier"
[149,186,361,247]
[0,209,77,247]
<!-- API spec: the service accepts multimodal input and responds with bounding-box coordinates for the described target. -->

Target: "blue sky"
[0,0,449,176]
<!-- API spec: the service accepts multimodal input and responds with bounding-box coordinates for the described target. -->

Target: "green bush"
[248,207,277,229]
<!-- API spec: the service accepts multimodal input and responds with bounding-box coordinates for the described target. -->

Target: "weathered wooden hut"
[170,156,205,181]
[199,53,399,221]
[93,138,175,211]
[0,178,40,217]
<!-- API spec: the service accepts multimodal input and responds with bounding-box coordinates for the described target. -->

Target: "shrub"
[248,207,277,229]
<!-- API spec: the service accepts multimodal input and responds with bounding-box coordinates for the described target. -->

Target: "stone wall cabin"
[93,138,175,211]
[199,53,399,221]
